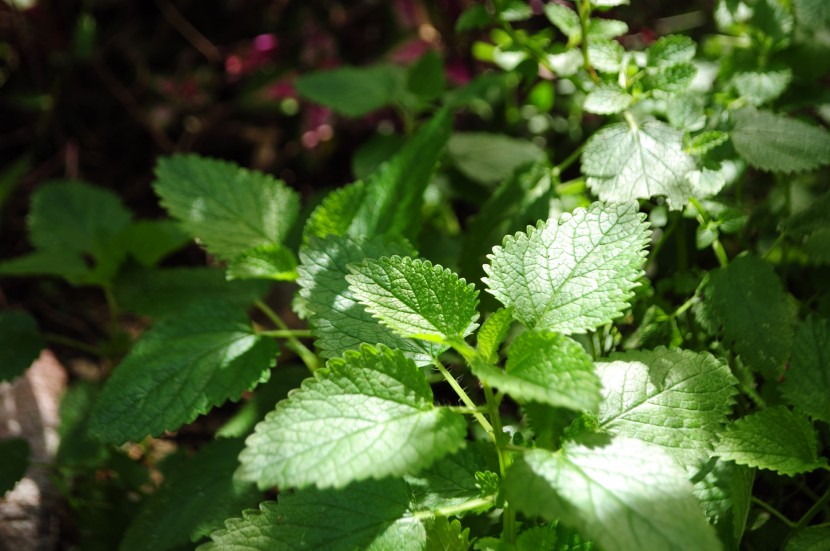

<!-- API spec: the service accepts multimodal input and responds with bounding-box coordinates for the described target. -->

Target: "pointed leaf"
[781,317,830,423]
[505,437,720,551]
[544,3,581,39]
[119,219,190,267]
[473,331,601,412]
[581,120,698,209]
[476,308,514,364]
[597,348,738,470]
[298,235,441,365]
[120,438,260,550]
[154,154,300,260]
[237,344,467,489]
[715,406,826,476]
[294,64,404,117]
[347,256,479,342]
[447,132,545,186]
[0,250,90,283]
[425,518,470,551]
[483,201,650,334]
[0,310,44,382]
[692,460,754,550]
[201,479,426,551]
[731,108,830,173]
[89,301,278,443]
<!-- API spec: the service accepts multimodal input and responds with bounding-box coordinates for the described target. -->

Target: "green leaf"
[591,0,629,6]
[646,63,697,92]
[781,317,830,423]
[647,35,696,67]
[0,250,90,283]
[596,348,738,470]
[583,84,632,114]
[89,301,278,443]
[622,305,682,350]
[780,189,830,236]
[447,132,546,186]
[473,330,601,412]
[730,107,830,173]
[298,235,442,365]
[56,382,109,468]
[306,109,451,242]
[692,460,754,550]
[456,4,490,32]
[667,93,706,131]
[120,438,260,550]
[581,120,698,209]
[793,0,830,30]
[119,219,190,267]
[294,64,404,117]
[114,266,268,319]
[0,438,29,496]
[715,406,826,476]
[731,69,791,106]
[425,518,471,551]
[586,39,624,73]
[237,344,467,489]
[545,3,581,39]
[588,18,628,39]
[500,0,533,21]
[226,243,298,281]
[0,310,44,382]
[408,50,446,102]
[347,256,479,343]
[505,437,720,551]
[694,255,795,378]
[476,308,514,364]
[201,478,426,551]
[405,443,498,512]
[483,201,650,334]
[352,134,405,180]
[785,526,830,551]
[687,131,729,156]
[154,154,300,260]
[516,523,593,550]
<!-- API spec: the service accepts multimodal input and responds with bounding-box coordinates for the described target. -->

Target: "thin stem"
[623,111,638,131]
[154,0,222,63]
[689,197,729,266]
[258,329,313,338]
[671,294,697,319]
[577,0,600,83]
[752,497,796,528]
[483,383,516,543]
[42,333,101,355]
[552,143,586,178]
[103,285,121,337]
[255,300,318,372]
[411,496,496,520]
[433,359,494,438]
[795,485,830,530]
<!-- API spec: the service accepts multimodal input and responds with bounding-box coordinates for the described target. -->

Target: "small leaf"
[646,63,697,92]
[500,0,533,21]
[587,39,624,73]
[298,235,441,365]
[406,443,498,512]
[89,301,278,444]
[505,437,720,551]
[0,438,29,496]
[687,131,729,156]
[581,119,698,209]
[119,220,190,267]
[694,255,795,378]
[647,35,696,67]
[781,317,830,423]
[408,50,446,102]
[237,344,467,489]
[0,310,44,382]
[591,0,629,6]
[588,18,628,39]
[545,3,581,39]
[731,69,792,106]
[597,348,738,470]
[294,64,404,117]
[473,330,601,412]
[347,256,480,342]
[425,517,471,551]
[154,154,300,260]
[483,201,650,334]
[120,438,260,550]
[226,243,298,281]
[447,132,546,186]
[476,308,514,364]
[715,407,826,476]
[730,107,830,173]
[456,4,490,32]
[0,250,90,283]
[785,525,830,551]
[201,479,426,551]
[583,84,633,114]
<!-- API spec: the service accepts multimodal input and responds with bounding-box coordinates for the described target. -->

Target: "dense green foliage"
[2,0,830,549]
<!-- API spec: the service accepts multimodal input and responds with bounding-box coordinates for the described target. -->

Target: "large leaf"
[120,438,260,550]
[0,310,44,382]
[201,479,426,551]
[730,108,830,173]
[694,254,795,378]
[446,132,545,186]
[483,202,650,334]
[581,120,698,209]
[785,526,830,551]
[298,235,441,364]
[781,317,830,423]
[596,348,738,470]
[692,460,754,550]
[471,330,601,412]
[236,344,467,489]
[294,64,404,117]
[347,256,479,343]
[505,437,720,551]
[154,154,300,260]
[305,109,451,242]
[715,406,826,476]
[89,301,279,443]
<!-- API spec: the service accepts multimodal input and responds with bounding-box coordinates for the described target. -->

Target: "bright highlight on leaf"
[597,348,738,470]
[715,406,827,476]
[236,344,467,489]
[225,243,298,281]
[347,256,480,343]
[483,201,650,334]
[154,155,300,260]
[505,437,721,551]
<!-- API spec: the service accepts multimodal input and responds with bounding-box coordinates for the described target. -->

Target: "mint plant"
[2,0,830,549]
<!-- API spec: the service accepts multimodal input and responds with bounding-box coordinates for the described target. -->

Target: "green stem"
[552,143,586,178]
[103,285,121,337]
[795,485,830,530]
[42,333,101,355]
[690,197,729,267]
[411,496,496,520]
[258,329,313,338]
[483,383,516,543]
[255,300,318,372]
[433,359,494,438]
[670,295,697,319]
[577,0,600,83]
[752,497,796,528]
